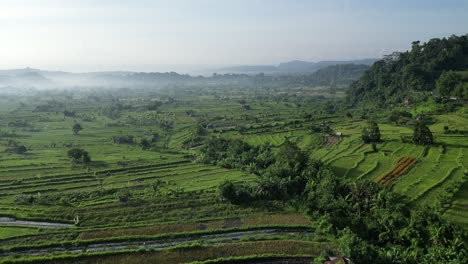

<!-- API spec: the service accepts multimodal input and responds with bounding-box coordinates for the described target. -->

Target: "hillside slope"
[347,34,468,107]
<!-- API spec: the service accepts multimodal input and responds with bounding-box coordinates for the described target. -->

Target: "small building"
[336,132,342,137]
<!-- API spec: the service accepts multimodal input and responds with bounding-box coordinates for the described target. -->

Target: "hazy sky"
[1,0,467,72]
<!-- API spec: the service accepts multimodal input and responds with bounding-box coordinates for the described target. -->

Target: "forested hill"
[307,63,370,86]
[347,34,468,107]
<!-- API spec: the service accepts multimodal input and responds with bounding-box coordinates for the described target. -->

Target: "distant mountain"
[216,65,277,74]
[0,68,196,89]
[277,59,378,73]
[16,72,52,83]
[0,68,53,88]
[0,59,375,91]
[218,58,378,74]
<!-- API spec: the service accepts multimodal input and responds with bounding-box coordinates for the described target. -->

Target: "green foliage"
[412,121,434,145]
[361,121,381,143]
[112,135,135,144]
[72,123,83,135]
[182,135,204,149]
[436,71,463,97]
[209,139,327,202]
[308,64,370,87]
[453,82,468,98]
[337,228,376,263]
[6,144,28,154]
[273,139,309,176]
[8,119,32,128]
[347,35,468,107]
[307,175,467,263]
[139,138,151,150]
[116,189,132,203]
[219,180,253,205]
[388,110,413,124]
[150,180,164,196]
[63,110,76,117]
[151,132,160,143]
[146,101,162,111]
[198,138,274,173]
[194,125,207,136]
[67,148,91,163]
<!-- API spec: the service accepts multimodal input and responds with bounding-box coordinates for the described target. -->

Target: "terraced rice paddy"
[444,180,468,229]
[375,156,417,187]
[0,95,334,263]
[303,115,468,228]
[19,240,320,264]
[0,90,466,263]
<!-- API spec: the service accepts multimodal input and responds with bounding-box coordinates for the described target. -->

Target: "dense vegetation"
[347,34,468,107]
[308,174,467,263]
[209,136,467,263]
[307,64,370,88]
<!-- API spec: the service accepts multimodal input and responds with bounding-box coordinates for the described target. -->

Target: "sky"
[0,0,467,72]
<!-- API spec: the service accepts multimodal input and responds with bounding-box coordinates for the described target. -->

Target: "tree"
[67,148,91,164]
[10,145,27,154]
[324,101,335,114]
[72,123,83,135]
[218,180,252,204]
[194,125,207,136]
[63,110,76,117]
[362,121,381,143]
[82,151,91,163]
[413,121,433,145]
[337,228,375,263]
[140,138,151,150]
[150,180,164,196]
[436,71,462,97]
[116,189,131,202]
[388,110,412,124]
[275,139,308,174]
[147,101,162,111]
[112,135,134,144]
[219,180,237,202]
[453,82,468,99]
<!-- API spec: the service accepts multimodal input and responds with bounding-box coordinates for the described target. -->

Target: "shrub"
[7,145,27,154]
[112,135,135,144]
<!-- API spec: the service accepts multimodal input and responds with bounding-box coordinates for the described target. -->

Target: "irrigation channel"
[0,217,73,228]
[0,228,314,258]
